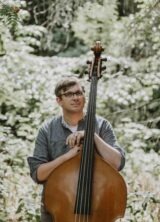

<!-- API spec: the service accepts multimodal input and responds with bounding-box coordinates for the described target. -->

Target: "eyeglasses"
[60,90,84,98]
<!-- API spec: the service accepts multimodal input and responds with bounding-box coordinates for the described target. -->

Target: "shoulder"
[96,115,111,128]
[40,115,62,133]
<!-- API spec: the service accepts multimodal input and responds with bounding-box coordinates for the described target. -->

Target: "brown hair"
[54,77,85,97]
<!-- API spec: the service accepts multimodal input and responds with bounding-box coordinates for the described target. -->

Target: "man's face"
[56,84,85,114]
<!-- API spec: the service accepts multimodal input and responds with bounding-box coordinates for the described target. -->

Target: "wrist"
[63,151,70,161]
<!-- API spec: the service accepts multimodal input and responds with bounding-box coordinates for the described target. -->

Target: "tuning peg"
[101,58,107,62]
[86,60,92,65]
[91,47,104,52]
[101,66,106,71]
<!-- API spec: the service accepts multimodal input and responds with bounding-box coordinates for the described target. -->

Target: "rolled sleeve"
[27,124,50,184]
[99,119,126,171]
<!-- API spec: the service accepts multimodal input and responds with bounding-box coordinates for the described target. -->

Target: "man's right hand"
[66,131,84,147]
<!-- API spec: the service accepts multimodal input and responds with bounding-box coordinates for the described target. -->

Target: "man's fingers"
[66,131,84,147]
[76,131,84,146]
[71,136,76,147]
[66,137,69,145]
[76,134,82,146]
[66,133,76,147]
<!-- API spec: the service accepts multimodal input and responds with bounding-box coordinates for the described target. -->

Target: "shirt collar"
[61,114,86,129]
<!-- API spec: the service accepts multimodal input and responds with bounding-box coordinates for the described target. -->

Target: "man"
[28,77,125,222]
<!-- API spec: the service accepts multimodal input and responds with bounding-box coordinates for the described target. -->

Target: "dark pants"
[41,203,53,222]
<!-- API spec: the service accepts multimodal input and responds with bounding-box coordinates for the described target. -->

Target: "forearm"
[37,154,67,182]
[66,130,122,170]
[37,146,80,182]
[94,133,121,170]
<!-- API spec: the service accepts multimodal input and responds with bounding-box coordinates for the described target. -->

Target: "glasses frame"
[59,90,84,98]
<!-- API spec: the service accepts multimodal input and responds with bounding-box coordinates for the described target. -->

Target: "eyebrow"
[63,89,83,93]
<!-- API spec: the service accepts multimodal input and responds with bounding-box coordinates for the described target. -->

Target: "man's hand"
[66,131,84,147]
[64,146,81,160]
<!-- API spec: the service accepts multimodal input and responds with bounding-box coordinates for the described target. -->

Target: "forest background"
[0,0,160,221]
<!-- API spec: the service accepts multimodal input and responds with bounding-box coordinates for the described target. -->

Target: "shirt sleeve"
[99,119,125,171]
[27,123,50,184]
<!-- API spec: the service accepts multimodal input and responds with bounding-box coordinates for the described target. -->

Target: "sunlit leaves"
[72,0,117,49]
[0,0,160,221]
[0,0,20,30]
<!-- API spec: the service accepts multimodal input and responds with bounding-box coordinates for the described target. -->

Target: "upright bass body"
[44,152,127,222]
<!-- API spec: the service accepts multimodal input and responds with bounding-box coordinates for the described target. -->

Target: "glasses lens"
[65,92,73,97]
[75,91,83,96]
[62,91,83,98]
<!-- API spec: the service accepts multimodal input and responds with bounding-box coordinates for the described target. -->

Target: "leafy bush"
[0,0,159,221]
[72,0,117,50]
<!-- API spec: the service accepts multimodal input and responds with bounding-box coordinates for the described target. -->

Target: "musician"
[28,77,125,222]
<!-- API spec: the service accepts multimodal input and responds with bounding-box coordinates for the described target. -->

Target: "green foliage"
[124,0,160,59]
[0,0,20,32]
[26,0,92,55]
[0,136,41,221]
[0,0,20,55]
[15,24,47,54]
[117,0,138,16]
[121,149,160,221]
[72,0,118,49]
[0,0,48,55]
[96,56,160,153]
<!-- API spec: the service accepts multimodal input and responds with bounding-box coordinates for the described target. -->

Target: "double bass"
[44,41,127,222]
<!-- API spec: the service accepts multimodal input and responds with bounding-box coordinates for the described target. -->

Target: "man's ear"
[56,97,62,106]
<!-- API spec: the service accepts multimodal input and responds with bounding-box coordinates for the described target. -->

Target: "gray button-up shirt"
[28,115,125,184]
